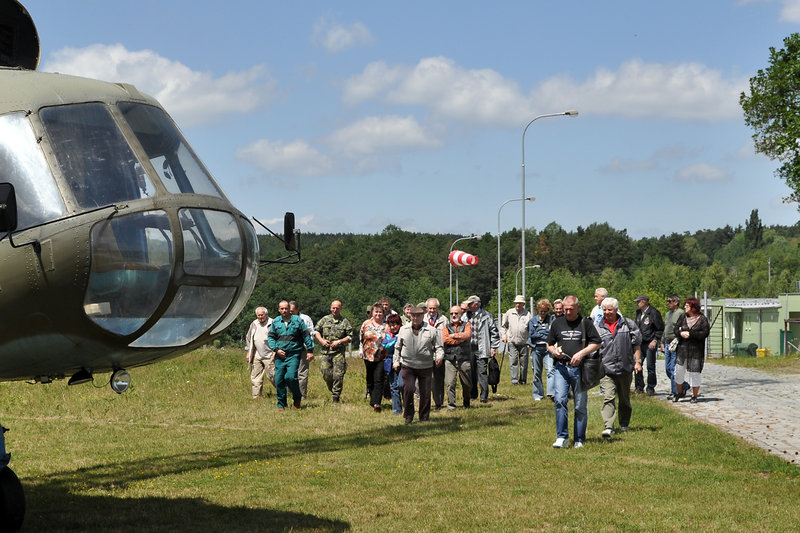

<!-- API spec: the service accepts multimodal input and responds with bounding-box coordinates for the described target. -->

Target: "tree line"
[214,209,800,347]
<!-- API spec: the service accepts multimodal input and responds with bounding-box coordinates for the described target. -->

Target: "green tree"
[740,33,800,205]
[744,209,764,249]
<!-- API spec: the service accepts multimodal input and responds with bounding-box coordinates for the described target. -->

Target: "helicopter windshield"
[40,103,154,208]
[118,103,223,197]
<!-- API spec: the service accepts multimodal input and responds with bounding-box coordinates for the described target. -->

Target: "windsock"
[449,250,478,266]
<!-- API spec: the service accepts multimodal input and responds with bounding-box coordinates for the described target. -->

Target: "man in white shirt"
[245,307,275,399]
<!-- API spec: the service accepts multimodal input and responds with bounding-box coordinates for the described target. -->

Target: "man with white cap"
[501,295,531,385]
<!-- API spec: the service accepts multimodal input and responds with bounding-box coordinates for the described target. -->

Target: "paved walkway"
[651,359,800,465]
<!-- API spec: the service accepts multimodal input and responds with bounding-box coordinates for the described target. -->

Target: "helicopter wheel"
[0,467,24,532]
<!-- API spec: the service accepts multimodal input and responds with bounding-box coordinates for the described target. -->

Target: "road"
[652,359,800,465]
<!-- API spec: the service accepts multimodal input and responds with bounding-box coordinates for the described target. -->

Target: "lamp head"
[564,110,579,116]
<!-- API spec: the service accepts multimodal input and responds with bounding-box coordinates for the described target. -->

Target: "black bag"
[580,351,604,390]
[579,319,604,390]
[487,355,501,391]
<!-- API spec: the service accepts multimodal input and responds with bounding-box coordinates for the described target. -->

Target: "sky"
[20,0,800,239]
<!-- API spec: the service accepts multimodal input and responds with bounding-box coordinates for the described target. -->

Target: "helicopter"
[0,1,299,529]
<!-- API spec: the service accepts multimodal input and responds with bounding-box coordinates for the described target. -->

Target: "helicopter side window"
[39,103,153,209]
[117,103,223,198]
[0,112,66,229]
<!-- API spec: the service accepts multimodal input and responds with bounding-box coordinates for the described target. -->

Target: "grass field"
[712,353,800,374]
[2,347,798,532]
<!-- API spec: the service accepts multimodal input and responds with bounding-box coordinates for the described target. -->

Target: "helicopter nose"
[83,208,258,347]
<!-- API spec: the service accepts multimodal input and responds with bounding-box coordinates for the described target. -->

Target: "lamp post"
[520,110,578,299]
[497,196,535,323]
[449,234,481,309]
[515,264,541,296]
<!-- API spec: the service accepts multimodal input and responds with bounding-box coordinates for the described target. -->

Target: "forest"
[216,209,800,347]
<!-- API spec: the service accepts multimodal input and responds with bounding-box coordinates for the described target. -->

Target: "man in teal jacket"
[268,300,314,409]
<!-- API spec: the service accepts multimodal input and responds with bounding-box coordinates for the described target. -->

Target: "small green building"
[706,294,800,356]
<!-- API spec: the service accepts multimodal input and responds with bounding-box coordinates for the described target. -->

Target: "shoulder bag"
[579,318,604,390]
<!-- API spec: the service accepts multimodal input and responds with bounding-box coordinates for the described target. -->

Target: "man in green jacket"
[268,300,314,410]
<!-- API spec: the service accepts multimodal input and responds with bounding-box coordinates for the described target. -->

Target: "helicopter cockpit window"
[180,208,242,277]
[117,103,223,198]
[84,210,173,336]
[211,216,259,336]
[0,112,66,229]
[40,103,154,209]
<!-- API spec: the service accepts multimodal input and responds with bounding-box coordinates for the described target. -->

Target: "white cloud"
[734,139,761,160]
[599,157,657,174]
[600,145,700,174]
[345,57,527,126]
[534,60,745,121]
[780,0,800,21]
[342,61,406,105]
[675,162,732,182]
[312,17,374,52]
[736,0,800,23]
[236,115,437,178]
[770,194,798,209]
[41,44,274,126]
[326,115,438,156]
[344,57,746,125]
[236,139,333,177]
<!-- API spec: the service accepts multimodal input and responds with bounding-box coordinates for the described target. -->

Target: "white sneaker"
[573,441,584,449]
[552,437,568,448]
[602,429,613,439]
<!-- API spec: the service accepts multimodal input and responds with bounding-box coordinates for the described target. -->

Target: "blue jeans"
[388,367,404,414]
[664,345,688,395]
[552,362,587,442]
[530,344,548,400]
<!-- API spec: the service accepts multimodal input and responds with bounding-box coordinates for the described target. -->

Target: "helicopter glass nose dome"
[42,101,262,347]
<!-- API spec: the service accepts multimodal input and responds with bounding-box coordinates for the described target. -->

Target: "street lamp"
[497,196,535,323]
[520,109,578,299]
[449,234,481,309]
[515,265,541,296]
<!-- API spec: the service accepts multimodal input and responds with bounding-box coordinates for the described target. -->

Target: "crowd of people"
[244,289,710,444]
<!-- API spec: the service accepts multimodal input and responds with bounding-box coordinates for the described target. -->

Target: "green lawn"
[712,353,800,373]
[2,347,798,532]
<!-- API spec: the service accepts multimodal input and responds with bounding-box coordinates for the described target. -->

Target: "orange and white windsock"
[448,250,478,266]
